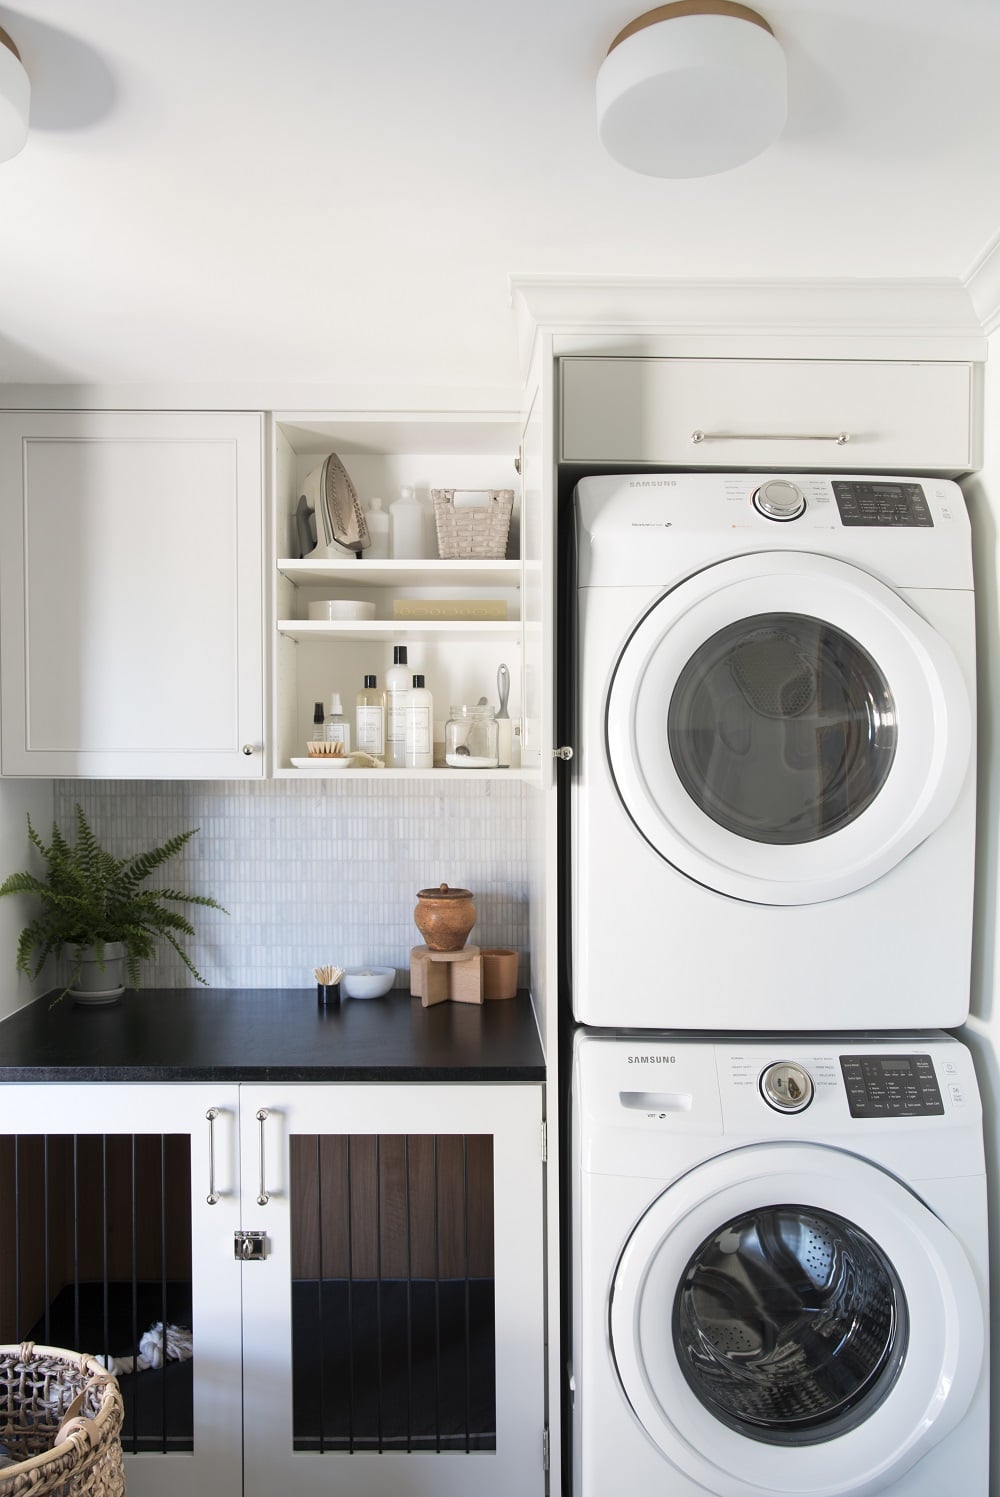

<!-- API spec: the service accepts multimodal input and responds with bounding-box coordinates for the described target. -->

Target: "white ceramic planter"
[68,942,126,1004]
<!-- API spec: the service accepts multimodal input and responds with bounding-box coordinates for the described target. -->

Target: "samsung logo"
[629,479,677,487]
[627,1055,677,1064]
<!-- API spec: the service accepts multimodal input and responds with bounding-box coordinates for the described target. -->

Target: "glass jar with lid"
[445,704,499,767]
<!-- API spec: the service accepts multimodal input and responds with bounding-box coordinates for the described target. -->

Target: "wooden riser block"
[410,945,483,1007]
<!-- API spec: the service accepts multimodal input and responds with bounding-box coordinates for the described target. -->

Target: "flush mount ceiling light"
[596,1,786,178]
[0,25,29,162]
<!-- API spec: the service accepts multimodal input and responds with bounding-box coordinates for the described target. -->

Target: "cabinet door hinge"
[541,1120,548,1163]
[542,1426,550,1470]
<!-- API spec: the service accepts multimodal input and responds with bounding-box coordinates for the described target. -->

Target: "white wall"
[961,331,1000,1496]
[0,778,55,1019]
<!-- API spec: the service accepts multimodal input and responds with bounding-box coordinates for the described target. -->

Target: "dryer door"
[609,1143,983,1497]
[606,552,971,904]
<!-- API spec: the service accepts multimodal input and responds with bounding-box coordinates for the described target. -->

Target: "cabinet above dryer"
[559,357,981,475]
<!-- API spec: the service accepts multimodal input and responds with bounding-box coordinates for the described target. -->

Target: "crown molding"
[508,275,986,379]
[965,232,1000,337]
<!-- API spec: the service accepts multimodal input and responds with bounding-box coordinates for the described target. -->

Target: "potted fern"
[0,805,226,1003]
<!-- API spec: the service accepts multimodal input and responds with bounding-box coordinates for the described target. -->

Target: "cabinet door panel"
[0,1084,242,1497]
[240,1084,545,1497]
[0,411,264,776]
[560,357,977,471]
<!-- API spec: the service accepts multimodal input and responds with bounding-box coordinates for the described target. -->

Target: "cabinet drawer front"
[560,357,977,471]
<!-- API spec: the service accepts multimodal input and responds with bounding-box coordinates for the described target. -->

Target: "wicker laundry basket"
[432,488,513,560]
[0,1344,124,1497]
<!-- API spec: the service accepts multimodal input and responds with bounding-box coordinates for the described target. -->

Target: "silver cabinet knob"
[242,743,256,756]
[760,1061,814,1113]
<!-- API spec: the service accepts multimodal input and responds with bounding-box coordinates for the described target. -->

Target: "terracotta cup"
[482,948,518,1000]
[414,883,477,951]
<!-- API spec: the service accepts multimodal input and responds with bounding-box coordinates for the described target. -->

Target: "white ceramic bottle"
[389,485,424,559]
[355,674,385,756]
[404,674,434,769]
[364,496,390,560]
[385,645,411,768]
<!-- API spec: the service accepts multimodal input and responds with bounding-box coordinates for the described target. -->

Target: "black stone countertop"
[0,988,546,1082]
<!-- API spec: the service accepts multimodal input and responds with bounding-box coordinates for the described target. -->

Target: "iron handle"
[206,1107,220,1205]
[256,1108,270,1205]
[691,429,851,446]
[553,745,574,761]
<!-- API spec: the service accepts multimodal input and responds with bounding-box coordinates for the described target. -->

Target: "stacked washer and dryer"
[568,473,988,1495]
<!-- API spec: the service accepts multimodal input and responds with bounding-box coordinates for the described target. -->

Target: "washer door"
[609,1144,983,1497]
[606,553,972,904]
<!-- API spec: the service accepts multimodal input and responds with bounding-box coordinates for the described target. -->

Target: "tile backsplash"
[54,779,529,990]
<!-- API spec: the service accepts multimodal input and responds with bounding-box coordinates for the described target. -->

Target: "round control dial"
[752,479,806,521]
[760,1061,814,1113]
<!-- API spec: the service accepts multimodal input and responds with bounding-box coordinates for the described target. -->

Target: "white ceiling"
[1,0,999,398]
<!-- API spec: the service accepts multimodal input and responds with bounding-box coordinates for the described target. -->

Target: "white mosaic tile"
[53,780,529,990]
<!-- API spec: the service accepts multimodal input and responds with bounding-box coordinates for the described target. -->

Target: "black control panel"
[832,480,933,527]
[840,1054,944,1117]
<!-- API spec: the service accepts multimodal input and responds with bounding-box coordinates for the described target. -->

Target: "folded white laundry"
[95,1321,193,1377]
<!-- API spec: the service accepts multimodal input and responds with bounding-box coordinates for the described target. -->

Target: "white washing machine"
[572,473,976,1029]
[570,1029,988,1497]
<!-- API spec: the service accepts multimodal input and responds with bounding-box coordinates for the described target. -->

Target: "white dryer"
[570,1029,988,1497]
[572,473,976,1029]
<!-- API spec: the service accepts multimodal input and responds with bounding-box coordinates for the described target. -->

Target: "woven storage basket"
[432,489,513,560]
[0,1345,124,1497]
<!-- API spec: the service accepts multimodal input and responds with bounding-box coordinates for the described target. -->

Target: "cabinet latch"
[234,1230,267,1261]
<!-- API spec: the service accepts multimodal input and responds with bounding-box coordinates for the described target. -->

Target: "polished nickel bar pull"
[691,429,851,445]
[206,1107,220,1205]
[256,1108,270,1205]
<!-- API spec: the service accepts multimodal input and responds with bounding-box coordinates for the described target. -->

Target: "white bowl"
[341,965,396,999]
[308,599,377,621]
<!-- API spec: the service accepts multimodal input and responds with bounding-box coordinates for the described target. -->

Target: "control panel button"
[760,1061,814,1113]
[752,479,806,522]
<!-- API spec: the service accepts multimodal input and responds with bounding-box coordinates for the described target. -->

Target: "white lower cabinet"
[0,1082,546,1497]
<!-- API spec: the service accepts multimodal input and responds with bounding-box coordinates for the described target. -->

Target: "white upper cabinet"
[560,358,981,474]
[0,411,264,777]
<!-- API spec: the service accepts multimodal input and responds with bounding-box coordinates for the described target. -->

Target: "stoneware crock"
[413,884,477,951]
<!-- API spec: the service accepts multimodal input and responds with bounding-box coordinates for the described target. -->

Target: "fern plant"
[0,805,226,996]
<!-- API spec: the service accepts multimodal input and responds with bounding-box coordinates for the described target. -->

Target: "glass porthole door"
[606,553,972,905]
[609,1144,983,1496]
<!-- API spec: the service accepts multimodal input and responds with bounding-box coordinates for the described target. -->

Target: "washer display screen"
[832,481,933,528]
[673,1205,908,1445]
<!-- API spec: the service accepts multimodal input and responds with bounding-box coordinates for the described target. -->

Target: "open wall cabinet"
[0,1081,546,1497]
[270,414,525,776]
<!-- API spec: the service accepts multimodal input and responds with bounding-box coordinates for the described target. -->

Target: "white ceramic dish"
[290,756,352,771]
[342,965,396,999]
[308,599,377,621]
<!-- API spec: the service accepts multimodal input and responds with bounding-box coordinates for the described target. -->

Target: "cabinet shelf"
[275,765,529,780]
[278,619,521,644]
[277,558,520,588]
